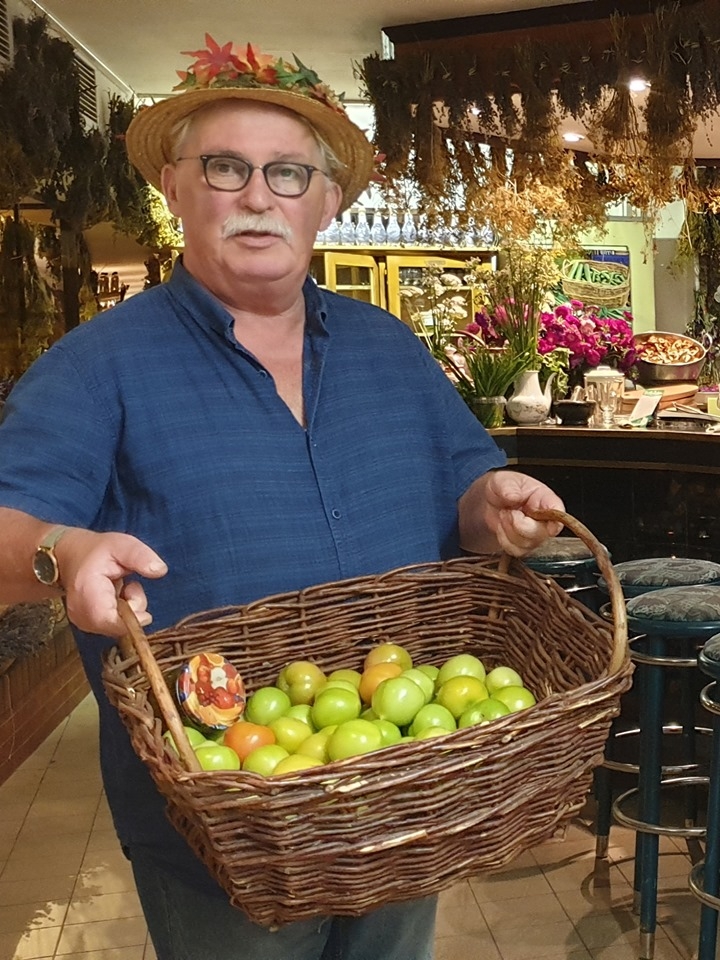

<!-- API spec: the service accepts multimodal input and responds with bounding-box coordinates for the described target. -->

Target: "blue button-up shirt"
[0,262,505,890]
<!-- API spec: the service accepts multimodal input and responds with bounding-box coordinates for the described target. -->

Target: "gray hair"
[168,102,344,183]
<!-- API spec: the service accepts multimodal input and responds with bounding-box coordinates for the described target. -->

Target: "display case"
[310,247,496,328]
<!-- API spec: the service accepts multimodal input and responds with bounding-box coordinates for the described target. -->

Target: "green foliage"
[0,15,80,201]
[449,338,534,403]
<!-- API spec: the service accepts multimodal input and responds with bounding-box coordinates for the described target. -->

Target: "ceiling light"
[563,132,585,143]
[628,77,650,92]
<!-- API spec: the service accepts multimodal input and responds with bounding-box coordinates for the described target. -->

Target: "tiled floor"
[0,695,712,960]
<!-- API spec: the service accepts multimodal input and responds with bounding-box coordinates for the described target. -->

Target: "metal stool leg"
[636,638,665,960]
[691,681,720,960]
[594,754,613,860]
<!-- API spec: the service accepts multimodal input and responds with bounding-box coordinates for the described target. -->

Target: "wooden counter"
[490,423,720,563]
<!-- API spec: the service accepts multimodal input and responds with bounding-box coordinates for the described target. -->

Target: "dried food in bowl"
[552,399,596,425]
[634,331,706,385]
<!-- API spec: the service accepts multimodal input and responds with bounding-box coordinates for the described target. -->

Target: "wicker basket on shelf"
[102,509,631,929]
[561,259,630,308]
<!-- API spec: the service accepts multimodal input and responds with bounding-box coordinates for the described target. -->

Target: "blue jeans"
[129,846,437,960]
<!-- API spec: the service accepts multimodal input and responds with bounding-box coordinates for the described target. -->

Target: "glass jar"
[583,366,625,427]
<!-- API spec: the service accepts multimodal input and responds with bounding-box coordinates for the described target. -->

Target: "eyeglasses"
[174,154,328,197]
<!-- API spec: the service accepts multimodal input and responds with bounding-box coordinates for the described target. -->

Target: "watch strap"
[39,525,69,551]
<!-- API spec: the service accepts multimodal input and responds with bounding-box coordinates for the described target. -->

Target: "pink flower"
[538,301,636,376]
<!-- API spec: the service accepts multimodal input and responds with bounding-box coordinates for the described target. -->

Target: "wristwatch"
[32,526,69,588]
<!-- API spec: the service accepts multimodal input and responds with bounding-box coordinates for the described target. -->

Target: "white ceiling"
[30,0,586,101]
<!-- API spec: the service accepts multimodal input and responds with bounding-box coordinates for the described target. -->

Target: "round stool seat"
[626,585,720,638]
[598,558,720,598]
[525,537,594,562]
[524,536,604,580]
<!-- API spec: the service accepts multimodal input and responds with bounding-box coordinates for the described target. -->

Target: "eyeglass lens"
[204,157,312,196]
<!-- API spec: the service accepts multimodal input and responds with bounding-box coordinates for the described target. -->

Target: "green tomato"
[492,685,537,713]
[408,703,457,736]
[242,743,290,776]
[323,679,359,694]
[485,666,525,694]
[364,643,413,672]
[414,726,453,740]
[417,664,440,683]
[276,660,327,705]
[372,718,403,746]
[295,729,334,763]
[163,725,208,754]
[244,686,292,725]
[458,698,511,728]
[310,686,362,729]
[328,669,362,689]
[285,704,315,728]
[435,675,489,719]
[436,654,486,687]
[194,743,241,771]
[371,676,426,727]
[272,754,324,775]
[328,719,384,761]
[401,668,435,703]
[268,716,313,753]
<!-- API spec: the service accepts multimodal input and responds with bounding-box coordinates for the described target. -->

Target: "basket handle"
[522,508,628,676]
[117,599,202,773]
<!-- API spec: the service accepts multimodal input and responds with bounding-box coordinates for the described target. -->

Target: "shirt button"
[331,509,341,520]
[259,369,269,378]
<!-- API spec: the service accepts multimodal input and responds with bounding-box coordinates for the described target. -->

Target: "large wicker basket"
[561,259,630,309]
[102,510,632,929]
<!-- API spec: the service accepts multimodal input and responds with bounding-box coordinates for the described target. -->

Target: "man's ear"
[320,181,343,230]
[160,164,180,215]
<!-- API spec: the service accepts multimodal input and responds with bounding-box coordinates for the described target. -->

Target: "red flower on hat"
[243,43,279,85]
[179,34,245,84]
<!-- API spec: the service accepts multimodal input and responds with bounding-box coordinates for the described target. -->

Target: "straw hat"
[125,37,375,211]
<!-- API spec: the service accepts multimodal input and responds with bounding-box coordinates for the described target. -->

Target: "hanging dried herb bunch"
[359,0,720,237]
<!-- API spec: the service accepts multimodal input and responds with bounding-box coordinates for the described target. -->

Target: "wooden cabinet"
[310,247,496,328]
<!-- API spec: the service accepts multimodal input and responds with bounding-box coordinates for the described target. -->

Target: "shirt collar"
[167,257,330,343]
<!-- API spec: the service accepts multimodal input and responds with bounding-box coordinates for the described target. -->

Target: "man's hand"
[459,470,565,557]
[55,528,168,636]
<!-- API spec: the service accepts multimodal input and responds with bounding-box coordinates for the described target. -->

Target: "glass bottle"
[370,210,387,245]
[355,208,371,245]
[385,209,401,245]
[462,217,477,248]
[416,214,430,246]
[339,209,356,245]
[324,217,341,245]
[401,211,417,245]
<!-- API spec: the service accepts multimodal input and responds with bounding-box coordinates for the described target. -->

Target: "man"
[0,39,564,960]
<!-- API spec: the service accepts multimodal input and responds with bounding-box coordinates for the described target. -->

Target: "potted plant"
[444,334,534,428]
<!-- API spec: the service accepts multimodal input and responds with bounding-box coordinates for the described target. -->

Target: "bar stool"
[612,584,720,960]
[524,536,607,612]
[689,633,720,960]
[594,558,720,860]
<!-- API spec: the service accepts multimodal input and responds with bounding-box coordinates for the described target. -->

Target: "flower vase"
[505,370,554,425]
[471,396,506,429]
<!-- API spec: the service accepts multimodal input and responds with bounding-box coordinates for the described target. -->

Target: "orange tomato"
[223,720,276,761]
[358,662,403,705]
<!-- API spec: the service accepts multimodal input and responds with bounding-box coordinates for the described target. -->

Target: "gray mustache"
[221,213,293,242]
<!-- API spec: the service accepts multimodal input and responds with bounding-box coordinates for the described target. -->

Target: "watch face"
[33,549,58,585]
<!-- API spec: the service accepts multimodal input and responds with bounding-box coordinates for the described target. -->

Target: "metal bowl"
[634,331,706,386]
